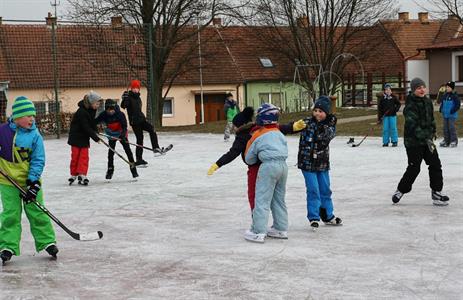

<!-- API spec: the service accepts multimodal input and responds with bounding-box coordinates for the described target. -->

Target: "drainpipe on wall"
[403,50,422,92]
[244,81,248,107]
[236,84,241,109]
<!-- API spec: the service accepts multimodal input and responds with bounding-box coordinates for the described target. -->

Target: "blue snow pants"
[251,160,288,234]
[302,170,334,222]
[382,116,398,145]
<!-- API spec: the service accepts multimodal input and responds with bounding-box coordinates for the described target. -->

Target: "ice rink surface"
[1,133,462,299]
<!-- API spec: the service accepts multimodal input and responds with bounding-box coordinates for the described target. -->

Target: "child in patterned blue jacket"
[298,96,342,231]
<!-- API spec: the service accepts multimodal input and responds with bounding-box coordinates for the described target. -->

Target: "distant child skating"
[121,80,171,167]
[297,96,342,231]
[378,83,401,147]
[438,81,460,148]
[244,103,289,243]
[0,96,58,263]
[392,78,449,206]
[67,91,102,185]
[95,99,139,180]
[223,93,239,142]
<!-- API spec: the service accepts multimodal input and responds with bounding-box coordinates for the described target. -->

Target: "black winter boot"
[45,244,59,258]
[106,167,114,180]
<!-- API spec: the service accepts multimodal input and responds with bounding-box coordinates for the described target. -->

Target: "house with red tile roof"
[418,15,463,95]
[377,12,444,92]
[0,12,451,127]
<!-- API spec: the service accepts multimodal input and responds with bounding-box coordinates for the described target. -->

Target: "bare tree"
[236,0,397,98]
[67,0,234,127]
[423,0,463,25]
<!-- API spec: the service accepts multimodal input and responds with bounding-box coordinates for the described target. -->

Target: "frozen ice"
[1,133,462,299]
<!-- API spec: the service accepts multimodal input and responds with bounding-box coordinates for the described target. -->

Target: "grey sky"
[0,0,441,21]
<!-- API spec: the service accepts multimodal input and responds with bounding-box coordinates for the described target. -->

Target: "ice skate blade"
[433,200,449,206]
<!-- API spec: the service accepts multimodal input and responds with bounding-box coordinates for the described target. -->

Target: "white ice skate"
[267,227,288,239]
[310,221,319,231]
[432,190,449,206]
[244,230,266,243]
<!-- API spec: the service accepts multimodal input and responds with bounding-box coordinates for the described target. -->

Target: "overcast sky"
[0,0,442,21]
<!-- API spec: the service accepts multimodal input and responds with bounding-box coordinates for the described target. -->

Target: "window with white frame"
[452,51,463,84]
[258,92,283,108]
[163,97,174,117]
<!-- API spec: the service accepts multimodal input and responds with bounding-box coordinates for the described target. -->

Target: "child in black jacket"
[95,99,138,179]
[67,91,101,185]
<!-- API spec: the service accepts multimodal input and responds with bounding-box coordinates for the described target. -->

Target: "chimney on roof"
[111,16,123,28]
[212,17,222,27]
[418,12,429,24]
[297,15,309,27]
[0,17,2,25]
[398,12,410,22]
[46,12,57,26]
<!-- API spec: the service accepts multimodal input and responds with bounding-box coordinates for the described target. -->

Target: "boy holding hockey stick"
[95,99,138,179]
[121,80,170,166]
[0,96,58,263]
[68,91,102,185]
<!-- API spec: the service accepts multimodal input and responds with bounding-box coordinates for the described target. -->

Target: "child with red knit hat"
[121,79,171,166]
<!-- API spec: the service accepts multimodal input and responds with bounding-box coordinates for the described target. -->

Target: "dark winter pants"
[108,139,135,168]
[132,121,160,161]
[443,118,458,145]
[397,146,443,194]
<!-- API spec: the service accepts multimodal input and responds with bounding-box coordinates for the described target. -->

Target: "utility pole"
[51,0,60,138]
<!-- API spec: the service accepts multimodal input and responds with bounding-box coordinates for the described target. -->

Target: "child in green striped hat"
[0,96,58,263]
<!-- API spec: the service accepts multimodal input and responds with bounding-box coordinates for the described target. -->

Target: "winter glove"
[207,163,219,176]
[23,180,41,204]
[292,119,307,131]
[426,139,436,154]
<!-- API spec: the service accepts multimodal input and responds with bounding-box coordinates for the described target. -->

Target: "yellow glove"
[439,86,446,93]
[207,163,219,176]
[293,119,307,131]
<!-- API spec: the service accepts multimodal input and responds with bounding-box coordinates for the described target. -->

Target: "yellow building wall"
[6,84,242,127]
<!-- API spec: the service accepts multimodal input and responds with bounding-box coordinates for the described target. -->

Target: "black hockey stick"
[98,132,154,151]
[98,133,173,155]
[0,169,103,241]
[351,111,390,148]
[98,138,135,166]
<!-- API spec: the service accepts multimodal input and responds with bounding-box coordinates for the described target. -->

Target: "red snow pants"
[247,164,260,211]
[70,146,89,176]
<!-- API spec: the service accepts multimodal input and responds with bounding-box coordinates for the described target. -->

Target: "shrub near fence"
[35,112,74,135]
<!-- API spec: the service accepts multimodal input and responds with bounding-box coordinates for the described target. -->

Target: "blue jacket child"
[439,81,461,147]
[95,99,138,179]
[298,96,342,230]
[0,96,57,262]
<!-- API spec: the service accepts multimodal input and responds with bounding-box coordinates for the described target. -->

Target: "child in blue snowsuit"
[298,96,342,230]
[439,81,460,147]
[378,83,401,147]
[244,103,288,243]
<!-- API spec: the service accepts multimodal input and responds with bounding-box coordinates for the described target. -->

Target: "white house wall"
[407,60,430,90]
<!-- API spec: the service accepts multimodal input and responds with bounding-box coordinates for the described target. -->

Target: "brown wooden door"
[195,94,227,124]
